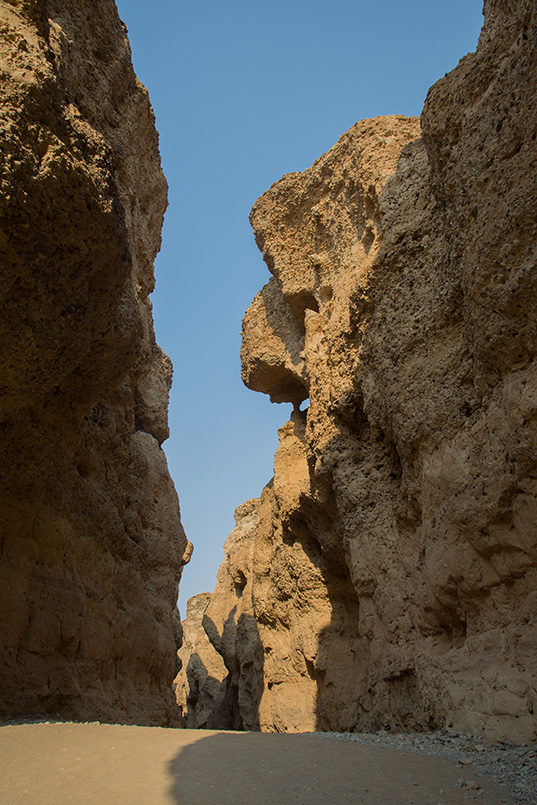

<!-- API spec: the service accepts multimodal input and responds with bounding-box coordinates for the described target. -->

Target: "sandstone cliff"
[175,500,264,730]
[175,592,227,728]
[179,0,537,742]
[0,0,189,725]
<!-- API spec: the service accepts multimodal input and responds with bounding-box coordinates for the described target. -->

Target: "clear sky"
[114,0,485,613]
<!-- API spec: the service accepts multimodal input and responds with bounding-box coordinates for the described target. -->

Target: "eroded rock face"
[174,592,227,728]
[175,501,264,730]
[184,0,537,741]
[0,0,189,725]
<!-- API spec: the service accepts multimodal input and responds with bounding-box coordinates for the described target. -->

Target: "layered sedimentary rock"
[0,0,189,725]
[179,0,537,741]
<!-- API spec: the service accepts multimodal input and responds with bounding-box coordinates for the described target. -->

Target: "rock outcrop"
[175,500,264,730]
[178,0,537,742]
[174,592,227,728]
[0,0,189,725]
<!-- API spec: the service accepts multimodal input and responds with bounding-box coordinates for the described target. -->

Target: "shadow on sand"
[163,729,509,805]
[165,731,361,805]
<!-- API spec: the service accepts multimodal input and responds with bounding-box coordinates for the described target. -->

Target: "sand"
[0,722,515,804]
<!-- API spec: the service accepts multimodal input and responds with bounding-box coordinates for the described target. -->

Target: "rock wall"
[174,592,227,728]
[175,500,264,730]
[0,0,189,725]
[179,0,537,742]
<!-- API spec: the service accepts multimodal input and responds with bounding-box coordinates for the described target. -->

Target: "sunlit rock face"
[174,592,228,729]
[175,501,265,730]
[0,0,189,725]
[184,0,537,741]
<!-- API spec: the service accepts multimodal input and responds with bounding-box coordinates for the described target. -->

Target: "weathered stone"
[174,593,228,728]
[175,500,264,730]
[182,0,537,742]
[0,0,187,725]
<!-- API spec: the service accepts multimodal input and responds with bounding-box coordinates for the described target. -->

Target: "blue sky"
[114,0,484,612]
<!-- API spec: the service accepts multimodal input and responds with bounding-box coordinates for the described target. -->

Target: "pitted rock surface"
[180,0,537,741]
[0,0,188,725]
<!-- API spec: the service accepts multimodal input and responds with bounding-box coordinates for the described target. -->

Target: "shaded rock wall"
[179,0,537,741]
[175,501,264,730]
[0,0,189,725]
[174,592,227,728]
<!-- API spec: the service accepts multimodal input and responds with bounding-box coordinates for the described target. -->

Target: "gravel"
[318,730,537,804]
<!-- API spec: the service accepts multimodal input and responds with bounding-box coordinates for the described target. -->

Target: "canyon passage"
[0,0,536,802]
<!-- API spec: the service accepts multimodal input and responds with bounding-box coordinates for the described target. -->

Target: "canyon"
[0,0,535,744]
[176,0,537,743]
[0,0,189,725]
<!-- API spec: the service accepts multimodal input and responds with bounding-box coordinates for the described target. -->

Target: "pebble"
[318,729,537,804]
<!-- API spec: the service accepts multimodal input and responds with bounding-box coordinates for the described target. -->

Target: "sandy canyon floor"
[0,721,523,804]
